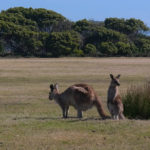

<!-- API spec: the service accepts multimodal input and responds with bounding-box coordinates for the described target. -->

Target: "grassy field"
[0,57,150,150]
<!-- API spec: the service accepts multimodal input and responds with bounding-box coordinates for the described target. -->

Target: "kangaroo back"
[49,83,108,119]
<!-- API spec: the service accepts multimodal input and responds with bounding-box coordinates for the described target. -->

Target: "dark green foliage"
[123,83,150,119]
[0,7,150,57]
[73,19,92,33]
[4,7,69,32]
[0,40,4,54]
[73,19,103,33]
[84,44,97,56]
[46,31,82,57]
[86,27,128,44]
[135,38,150,56]
[104,18,149,35]
[115,42,132,56]
[100,42,118,55]
[71,49,84,57]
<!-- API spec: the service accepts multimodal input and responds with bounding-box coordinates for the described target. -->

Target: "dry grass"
[123,82,150,119]
[0,57,150,150]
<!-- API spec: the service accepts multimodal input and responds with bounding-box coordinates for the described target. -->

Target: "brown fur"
[49,83,108,119]
[107,74,125,120]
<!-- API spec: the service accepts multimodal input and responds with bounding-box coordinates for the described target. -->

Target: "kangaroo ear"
[50,84,54,90]
[110,74,114,79]
[116,74,121,79]
[54,83,59,90]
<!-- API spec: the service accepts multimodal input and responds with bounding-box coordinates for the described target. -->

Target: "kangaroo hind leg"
[77,110,82,118]
[119,113,125,120]
[65,106,69,118]
[62,106,69,118]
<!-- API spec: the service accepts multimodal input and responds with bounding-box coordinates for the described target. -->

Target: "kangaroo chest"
[107,87,118,103]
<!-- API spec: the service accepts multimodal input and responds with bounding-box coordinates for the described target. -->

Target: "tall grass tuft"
[123,82,150,119]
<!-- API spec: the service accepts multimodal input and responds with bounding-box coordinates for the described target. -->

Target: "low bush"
[123,82,150,119]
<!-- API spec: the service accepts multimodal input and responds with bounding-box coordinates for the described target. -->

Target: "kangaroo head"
[49,83,59,100]
[110,74,121,86]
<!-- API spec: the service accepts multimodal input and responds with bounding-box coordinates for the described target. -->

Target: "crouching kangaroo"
[49,83,108,119]
[107,74,125,120]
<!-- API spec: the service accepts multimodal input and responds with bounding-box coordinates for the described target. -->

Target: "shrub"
[115,41,132,56]
[0,40,5,56]
[71,49,84,57]
[46,31,82,57]
[123,82,150,119]
[84,44,97,56]
[100,42,118,56]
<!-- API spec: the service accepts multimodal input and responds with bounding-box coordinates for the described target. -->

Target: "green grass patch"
[0,58,150,150]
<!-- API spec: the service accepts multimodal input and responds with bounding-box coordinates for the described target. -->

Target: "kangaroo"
[107,74,125,120]
[49,83,108,119]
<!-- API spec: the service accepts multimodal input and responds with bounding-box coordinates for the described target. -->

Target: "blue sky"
[0,0,150,27]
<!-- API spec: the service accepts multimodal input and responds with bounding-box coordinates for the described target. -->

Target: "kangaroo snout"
[49,92,53,100]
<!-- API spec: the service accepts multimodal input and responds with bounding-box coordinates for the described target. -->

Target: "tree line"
[0,7,150,57]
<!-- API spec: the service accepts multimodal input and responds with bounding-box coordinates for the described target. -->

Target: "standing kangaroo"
[49,83,108,119]
[107,74,125,120]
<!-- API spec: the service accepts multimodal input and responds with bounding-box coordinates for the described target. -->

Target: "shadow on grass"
[13,116,60,121]
[12,116,111,122]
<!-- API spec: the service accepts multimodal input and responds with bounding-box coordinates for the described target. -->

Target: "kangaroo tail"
[119,113,125,120]
[95,98,109,119]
